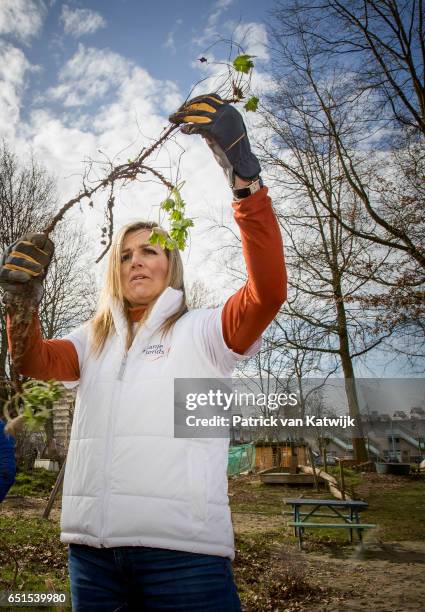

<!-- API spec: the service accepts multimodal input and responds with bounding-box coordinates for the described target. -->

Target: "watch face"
[249,179,261,193]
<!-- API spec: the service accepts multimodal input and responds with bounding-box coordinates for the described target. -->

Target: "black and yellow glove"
[0,233,54,304]
[169,93,261,186]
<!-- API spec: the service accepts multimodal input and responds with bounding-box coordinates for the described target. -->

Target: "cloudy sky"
[1,1,421,380]
[0,0,274,293]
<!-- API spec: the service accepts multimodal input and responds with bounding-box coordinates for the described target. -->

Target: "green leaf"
[156,183,192,252]
[233,54,254,74]
[181,218,194,229]
[149,231,160,245]
[171,218,193,231]
[171,188,184,209]
[244,96,259,112]
[165,238,177,250]
[170,209,183,222]
[157,234,167,249]
[161,198,175,212]
[7,380,64,432]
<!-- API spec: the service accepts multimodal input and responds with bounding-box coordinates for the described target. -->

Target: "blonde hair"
[91,221,187,355]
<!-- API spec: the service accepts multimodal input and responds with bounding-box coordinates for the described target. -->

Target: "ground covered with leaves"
[1,470,425,610]
[229,472,425,611]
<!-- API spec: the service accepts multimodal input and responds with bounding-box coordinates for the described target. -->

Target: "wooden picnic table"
[282,497,375,549]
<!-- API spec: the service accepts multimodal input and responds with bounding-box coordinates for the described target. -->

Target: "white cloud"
[45,43,182,123]
[46,44,130,107]
[60,4,106,38]
[189,20,272,103]
[231,22,269,60]
[164,30,175,52]
[208,0,234,27]
[22,96,228,290]
[0,41,35,140]
[27,109,97,175]
[0,0,45,44]
[163,18,182,54]
[194,0,235,46]
[21,46,186,211]
[5,40,237,293]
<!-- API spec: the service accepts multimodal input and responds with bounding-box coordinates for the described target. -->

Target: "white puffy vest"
[60,287,260,559]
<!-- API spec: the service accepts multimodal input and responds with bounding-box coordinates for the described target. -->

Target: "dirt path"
[3,497,424,611]
[302,541,425,611]
[1,495,61,522]
[233,512,425,611]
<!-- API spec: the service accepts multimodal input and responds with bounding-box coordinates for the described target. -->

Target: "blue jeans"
[68,544,241,611]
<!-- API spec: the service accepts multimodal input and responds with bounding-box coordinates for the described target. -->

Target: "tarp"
[227,443,256,476]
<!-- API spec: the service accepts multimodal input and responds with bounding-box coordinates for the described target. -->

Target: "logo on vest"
[142,343,170,360]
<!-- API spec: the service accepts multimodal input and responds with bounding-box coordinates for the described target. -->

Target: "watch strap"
[232,176,264,200]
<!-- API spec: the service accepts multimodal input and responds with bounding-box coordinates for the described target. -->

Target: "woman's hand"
[0,233,54,305]
[169,93,261,187]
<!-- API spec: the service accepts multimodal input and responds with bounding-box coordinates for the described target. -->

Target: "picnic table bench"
[282,497,376,550]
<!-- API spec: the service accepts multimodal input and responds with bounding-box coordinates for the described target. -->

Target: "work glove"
[0,233,54,305]
[169,93,261,186]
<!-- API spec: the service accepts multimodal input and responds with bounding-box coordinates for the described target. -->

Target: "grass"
[8,469,58,498]
[326,466,363,490]
[1,470,424,610]
[322,477,424,548]
[229,475,335,516]
[229,472,425,551]
[233,530,326,609]
[0,514,69,611]
[362,481,425,541]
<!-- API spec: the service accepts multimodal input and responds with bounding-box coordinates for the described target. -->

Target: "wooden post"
[338,458,346,500]
[43,459,66,519]
[307,446,320,492]
[322,439,328,473]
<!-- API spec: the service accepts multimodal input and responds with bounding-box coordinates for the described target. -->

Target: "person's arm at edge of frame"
[0,420,16,503]
[1,232,80,382]
[221,175,287,355]
[6,312,80,381]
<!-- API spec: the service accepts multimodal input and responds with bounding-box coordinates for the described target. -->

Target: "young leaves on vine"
[244,96,259,112]
[233,54,255,74]
[150,185,194,251]
[3,380,63,432]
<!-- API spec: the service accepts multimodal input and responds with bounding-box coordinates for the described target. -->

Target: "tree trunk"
[0,311,11,408]
[335,285,368,462]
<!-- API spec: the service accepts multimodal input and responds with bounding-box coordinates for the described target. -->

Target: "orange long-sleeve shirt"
[7,187,286,381]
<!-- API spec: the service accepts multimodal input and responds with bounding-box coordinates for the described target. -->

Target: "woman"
[1,94,286,610]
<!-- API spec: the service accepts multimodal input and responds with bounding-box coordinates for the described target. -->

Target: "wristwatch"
[232,176,264,200]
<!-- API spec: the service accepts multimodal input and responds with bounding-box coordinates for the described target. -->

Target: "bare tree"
[0,143,55,399]
[39,227,96,339]
[267,3,424,283]
[236,320,337,444]
[0,142,97,401]
[271,318,340,420]
[186,279,218,309]
[263,0,424,363]
[271,0,425,134]
[256,86,395,459]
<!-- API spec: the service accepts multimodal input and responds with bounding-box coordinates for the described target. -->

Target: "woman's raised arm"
[222,187,286,354]
[169,93,287,354]
[1,233,80,381]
